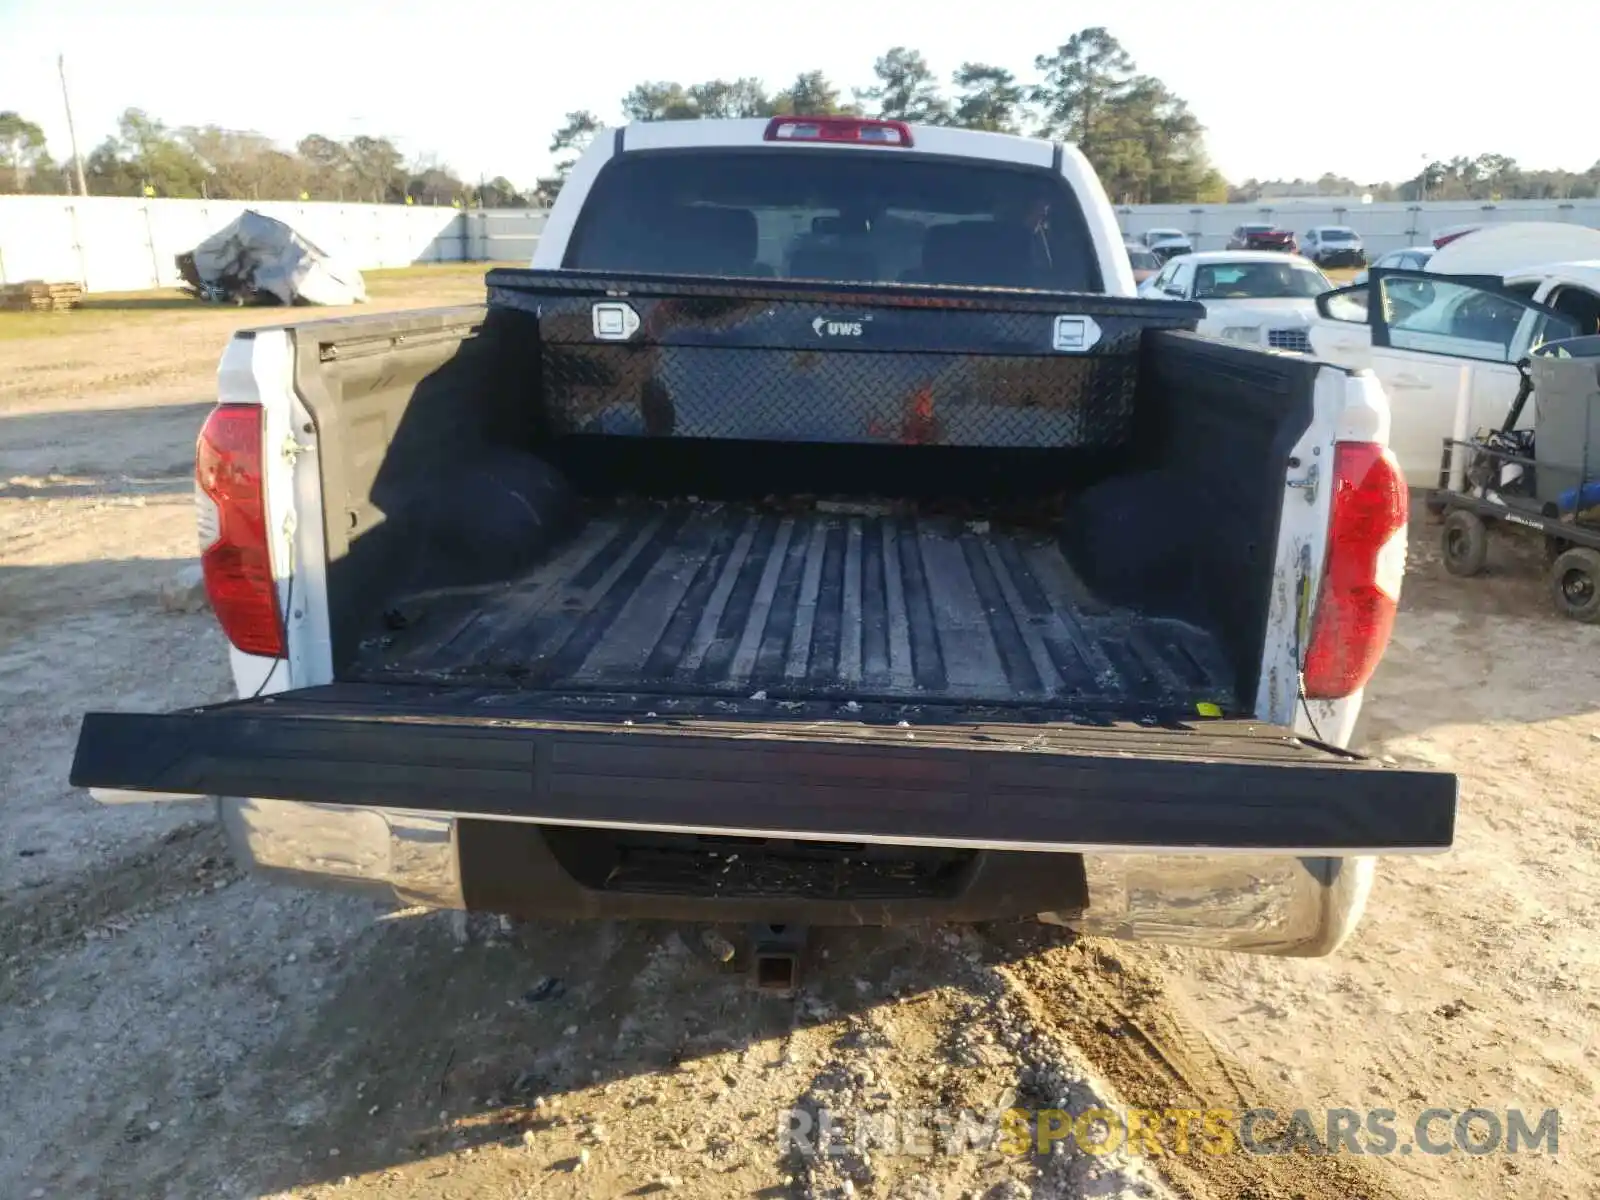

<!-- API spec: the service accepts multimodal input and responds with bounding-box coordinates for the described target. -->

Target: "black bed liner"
[72,683,1457,853]
[353,502,1234,709]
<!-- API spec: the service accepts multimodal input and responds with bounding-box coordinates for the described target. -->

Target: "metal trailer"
[1430,336,1600,623]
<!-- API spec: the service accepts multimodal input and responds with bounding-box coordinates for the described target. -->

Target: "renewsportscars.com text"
[779,1105,1560,1158]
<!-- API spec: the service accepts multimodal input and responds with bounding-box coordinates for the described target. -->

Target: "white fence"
[0,196,548,293]
[461,209,548,263]
[4,193,1598,293]
[1115,198,1600,258]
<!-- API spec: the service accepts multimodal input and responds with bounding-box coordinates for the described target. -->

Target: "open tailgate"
[72,685,1456,854]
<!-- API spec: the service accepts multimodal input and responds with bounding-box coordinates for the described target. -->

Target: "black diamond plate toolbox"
[486,269,1203,450]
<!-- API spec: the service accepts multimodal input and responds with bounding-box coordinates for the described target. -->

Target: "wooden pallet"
[0,280,85,312]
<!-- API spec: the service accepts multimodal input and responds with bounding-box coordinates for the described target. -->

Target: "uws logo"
[812,316,865,338]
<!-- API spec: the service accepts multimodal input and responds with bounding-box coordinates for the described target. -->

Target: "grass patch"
[0,262,519,341]
[0,291,199,340]
[0,309,143,340]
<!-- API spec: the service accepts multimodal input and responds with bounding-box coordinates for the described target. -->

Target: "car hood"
[1196,299,1318,325]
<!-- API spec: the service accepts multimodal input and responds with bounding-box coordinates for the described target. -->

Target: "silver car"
[1351,246,1436,287]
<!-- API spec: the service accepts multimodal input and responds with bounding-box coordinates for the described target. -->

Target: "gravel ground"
[2,266,1595,1200]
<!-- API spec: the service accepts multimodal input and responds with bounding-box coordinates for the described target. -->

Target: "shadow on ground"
[100,911,1064,1197]
[0,474,193,500]
[0,400,212,479]
[74,295,214,312]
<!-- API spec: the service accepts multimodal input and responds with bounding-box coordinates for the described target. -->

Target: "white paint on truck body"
[214,328,335,698]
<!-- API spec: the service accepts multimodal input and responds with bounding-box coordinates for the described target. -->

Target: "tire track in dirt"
[981,924,1405,1200]
[0,819,239,988]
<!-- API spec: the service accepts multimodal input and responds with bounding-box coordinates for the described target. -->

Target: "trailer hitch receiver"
[749,923,807,994]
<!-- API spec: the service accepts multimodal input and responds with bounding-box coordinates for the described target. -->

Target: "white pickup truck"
[72,117,1455,957]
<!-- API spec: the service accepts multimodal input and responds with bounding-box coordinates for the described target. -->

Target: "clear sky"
[2,0,1590,190]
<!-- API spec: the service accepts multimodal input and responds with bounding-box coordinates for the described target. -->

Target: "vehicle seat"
[632,205,768,277]
[787,244,879,282]
[902,222,1039,288]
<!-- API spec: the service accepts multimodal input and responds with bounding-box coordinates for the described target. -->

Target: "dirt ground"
[2,265,1596,1200]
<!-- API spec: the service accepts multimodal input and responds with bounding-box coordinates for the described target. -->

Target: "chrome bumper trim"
[219,799,1372,955]
[217,798,464,910]
[1040,852,1374,957]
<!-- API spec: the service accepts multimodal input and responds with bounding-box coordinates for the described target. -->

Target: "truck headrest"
[656,205,759,275]
[920,221,1038,287]
[788,244,879,282]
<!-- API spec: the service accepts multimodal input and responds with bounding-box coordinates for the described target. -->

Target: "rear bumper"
[1314,249,1365,266]
[217,797,1373,956]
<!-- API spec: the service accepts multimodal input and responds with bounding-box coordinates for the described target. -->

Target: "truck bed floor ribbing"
[352,502,1234,709]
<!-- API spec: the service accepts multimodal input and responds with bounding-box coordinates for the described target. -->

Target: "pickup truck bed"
[69,123,1460,951]
[75,269,1457,852]
[355,501,1234,710]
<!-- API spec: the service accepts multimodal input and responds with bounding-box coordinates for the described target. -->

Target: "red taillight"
[1303,442,1407,700]
[763,116,914,147]
[195,404,284,658]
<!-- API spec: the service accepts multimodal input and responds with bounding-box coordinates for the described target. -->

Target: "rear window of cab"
[565,148,1104,292]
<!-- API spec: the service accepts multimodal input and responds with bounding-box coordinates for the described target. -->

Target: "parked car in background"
[1315,228,1600,487]
[1140,227,1194,262]
[1422,223,1600,281]
[1227,224,1298,253]
[1138,249,1331,352]
[1124,240,1160,284]
[1140,227,1187,248]
[1423,223,1600,341]
[1302,226,1366,268]
[1351,246,1435,288]
[1308,260,1597,483]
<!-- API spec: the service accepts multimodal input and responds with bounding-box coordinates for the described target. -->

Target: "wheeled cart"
[1431,336,1600,623]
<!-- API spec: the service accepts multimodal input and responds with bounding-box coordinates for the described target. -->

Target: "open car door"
[1308,269,1580,484]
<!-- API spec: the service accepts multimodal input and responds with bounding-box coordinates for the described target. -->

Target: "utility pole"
[58,54,89,196]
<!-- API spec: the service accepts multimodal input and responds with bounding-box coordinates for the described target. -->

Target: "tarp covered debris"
[176,210,366,306]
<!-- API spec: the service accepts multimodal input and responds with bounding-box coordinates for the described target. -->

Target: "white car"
[1140,226,1193,262]
[1302,226,1366,268]
[1140,250,1331,353]
[1307,225,1600,483]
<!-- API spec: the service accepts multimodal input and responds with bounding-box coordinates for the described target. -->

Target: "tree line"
[542,29,1228,205]
[0,30,1222,207]
[6,26,1599,209]
[0,108,530,207]
[1232,155,1600,205]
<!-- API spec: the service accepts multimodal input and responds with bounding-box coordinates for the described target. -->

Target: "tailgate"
[72,685,1456,854]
